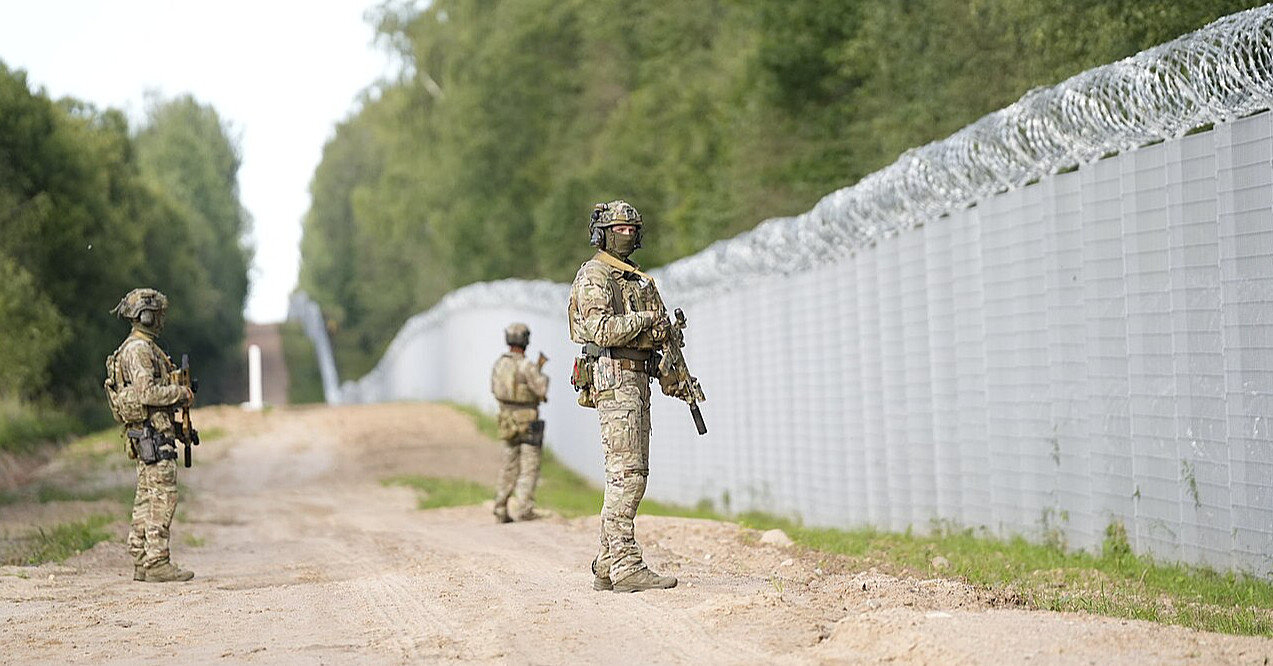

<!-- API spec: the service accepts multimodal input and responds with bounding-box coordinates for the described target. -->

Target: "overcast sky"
[0,0,395,322]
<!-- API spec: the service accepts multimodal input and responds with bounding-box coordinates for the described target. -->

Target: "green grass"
[198,426,227,442]
[2,514,115,565]
[280,321,326,405]
[535,449,601,517]
[717,515,1273,636]
[0,397,79,454]
[384,475,494,510]
[443,401,500,439]
[537,449,718,520]
[0,423,141,507]
[0,481,134,508]
[33,483,134,505]
[544,451,1273,636]
[435,402,1273,637]
[61,428,126,465]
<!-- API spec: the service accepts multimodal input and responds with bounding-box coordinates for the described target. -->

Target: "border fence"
[292,7,1273,576]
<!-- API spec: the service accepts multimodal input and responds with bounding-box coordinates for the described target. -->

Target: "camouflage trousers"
[494,440,541,518]
[128,455,178,568]
[594,372,651,582]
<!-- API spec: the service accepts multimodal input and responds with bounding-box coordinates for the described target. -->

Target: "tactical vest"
[604,264,660,350]
[104,339,148,424]
[104,336,175,428]
[491,354,538,405]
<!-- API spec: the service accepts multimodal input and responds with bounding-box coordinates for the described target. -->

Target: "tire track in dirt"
[0,403,1269,665]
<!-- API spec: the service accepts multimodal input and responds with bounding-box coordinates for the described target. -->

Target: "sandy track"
[1,403,1270,664]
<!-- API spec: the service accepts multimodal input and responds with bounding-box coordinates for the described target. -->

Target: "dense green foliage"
[280,322,326,404]
[133,96,253,402]
[300,0,1261,377]
[0,63,251,444]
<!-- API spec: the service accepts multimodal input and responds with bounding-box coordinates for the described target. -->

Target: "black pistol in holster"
[173,353,201,468]
[655,307,708,435]
[525,420,546,447]
[126,424,177,465]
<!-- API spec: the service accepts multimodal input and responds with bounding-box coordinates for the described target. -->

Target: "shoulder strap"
[592,251,656,286]
[111,337,146,387]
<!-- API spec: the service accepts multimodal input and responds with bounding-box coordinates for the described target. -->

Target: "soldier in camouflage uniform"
[490,323,550,523]
[103,288,196,583]
[568,200,677,593]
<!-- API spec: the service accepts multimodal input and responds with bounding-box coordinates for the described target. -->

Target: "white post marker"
[247,343,263,410]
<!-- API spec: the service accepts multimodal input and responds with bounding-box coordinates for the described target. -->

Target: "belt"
[498,401,538,409]
[614,358,650,373]
[608,347,651,361]
[580,343,651,361]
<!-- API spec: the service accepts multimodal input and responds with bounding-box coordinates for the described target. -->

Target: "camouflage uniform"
[490,324,550,521]
[104,288,193,582]
[568,201,674,590]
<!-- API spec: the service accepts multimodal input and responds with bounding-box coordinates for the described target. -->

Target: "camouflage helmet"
[505,322,530,348]
[589,200,643,249]
[111,288,168,321]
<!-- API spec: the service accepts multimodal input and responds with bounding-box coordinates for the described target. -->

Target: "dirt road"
[2,403,1270,664]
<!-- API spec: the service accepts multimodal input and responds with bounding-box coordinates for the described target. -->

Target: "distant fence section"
[286,292,342,405]
[294,7,1273,576]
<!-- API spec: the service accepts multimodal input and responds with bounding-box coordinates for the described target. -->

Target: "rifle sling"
[593,251,656,285]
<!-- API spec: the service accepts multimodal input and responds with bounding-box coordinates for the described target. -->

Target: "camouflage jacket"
[108,331,184,434]
[568,252,663,350]
[490,351,549,408]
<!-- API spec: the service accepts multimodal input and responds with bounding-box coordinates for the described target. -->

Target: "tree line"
[299,0,1261,379]
[0,62,251,446]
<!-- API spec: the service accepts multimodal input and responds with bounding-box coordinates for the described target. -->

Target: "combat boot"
[142,561,194,582]
[133,566,145,582]
[494,507,513,524]
[513,508,544,522]
[612,568,677,593]
[591,557,612,591]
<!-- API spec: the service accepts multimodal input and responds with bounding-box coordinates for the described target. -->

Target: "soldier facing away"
[568,200,678,593]
[490,323,550,523]
[103,288,196,583]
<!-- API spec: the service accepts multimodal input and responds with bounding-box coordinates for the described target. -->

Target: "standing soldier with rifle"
[568,200,706,593]
[103,288,198,583]
[490,323,550,523]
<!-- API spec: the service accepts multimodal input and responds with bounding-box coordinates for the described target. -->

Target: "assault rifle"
[173,354,201,468]
[655,308,707,435]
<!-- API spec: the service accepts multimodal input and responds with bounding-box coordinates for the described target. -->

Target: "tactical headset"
[589,202,643,250]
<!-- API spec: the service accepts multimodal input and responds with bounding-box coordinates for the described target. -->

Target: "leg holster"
[522,420,545,447]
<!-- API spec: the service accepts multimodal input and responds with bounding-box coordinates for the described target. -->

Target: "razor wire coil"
[318,5,1273,386]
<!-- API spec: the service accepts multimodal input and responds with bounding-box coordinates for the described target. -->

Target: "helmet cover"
[589,200,643,251]
[505,322,530,348]
[111,288,168,321]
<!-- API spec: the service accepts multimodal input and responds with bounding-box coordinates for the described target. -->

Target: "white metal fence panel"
[1219,113,1273,575]
[294,9,1273,576]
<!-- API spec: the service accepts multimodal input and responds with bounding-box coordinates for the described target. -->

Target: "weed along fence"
[293,7,1273,577]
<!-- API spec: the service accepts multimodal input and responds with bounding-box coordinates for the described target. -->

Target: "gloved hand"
[646,312,671,342]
